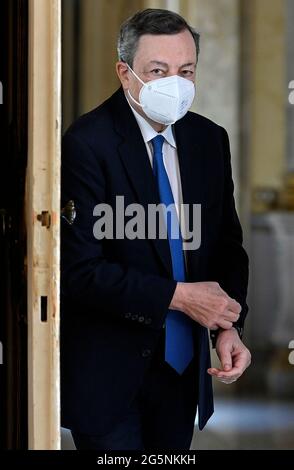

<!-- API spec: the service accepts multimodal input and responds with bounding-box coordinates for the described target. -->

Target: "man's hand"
[207,328,251,384]
[169,282,241,330]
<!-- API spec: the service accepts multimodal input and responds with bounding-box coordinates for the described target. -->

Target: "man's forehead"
[136,31,196,49]
[134,32,197,67]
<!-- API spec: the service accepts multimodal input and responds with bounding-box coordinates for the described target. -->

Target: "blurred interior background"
[61,0,294,450]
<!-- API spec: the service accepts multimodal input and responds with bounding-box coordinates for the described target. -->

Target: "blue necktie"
[151,135,194,374]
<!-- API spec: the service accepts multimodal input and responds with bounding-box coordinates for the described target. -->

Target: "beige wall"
[183,0,241,203]
[250,0,286,191]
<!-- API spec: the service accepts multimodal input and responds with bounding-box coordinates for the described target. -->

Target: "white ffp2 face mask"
[127,65,195,125]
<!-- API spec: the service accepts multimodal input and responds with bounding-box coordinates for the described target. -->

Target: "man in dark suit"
[61,8,251,450]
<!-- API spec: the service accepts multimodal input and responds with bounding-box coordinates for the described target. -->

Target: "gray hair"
[117,8,200,68]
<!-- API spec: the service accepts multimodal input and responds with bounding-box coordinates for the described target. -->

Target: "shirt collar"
[127,98,176,148]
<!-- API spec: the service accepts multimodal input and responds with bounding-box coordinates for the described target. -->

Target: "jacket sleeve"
[210,127,249,345]
[61,130,176,330]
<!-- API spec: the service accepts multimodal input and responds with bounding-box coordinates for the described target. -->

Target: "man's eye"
[151,68,164,76]
[181,70,194,77]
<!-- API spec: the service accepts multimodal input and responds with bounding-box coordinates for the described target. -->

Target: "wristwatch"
[233,325,243,340]
[210,325,243,348]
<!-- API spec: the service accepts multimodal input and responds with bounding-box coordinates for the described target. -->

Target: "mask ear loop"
[126,64,145,85]
[126,64,146,108]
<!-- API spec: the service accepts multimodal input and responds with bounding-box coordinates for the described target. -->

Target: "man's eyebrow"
[148,61,169,67]
[180,62,196,68]
[147,60,196,68]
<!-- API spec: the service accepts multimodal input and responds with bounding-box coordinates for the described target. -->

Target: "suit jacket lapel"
[111,88,173,276]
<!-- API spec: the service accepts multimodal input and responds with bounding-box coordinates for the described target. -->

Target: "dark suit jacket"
[60,87,249,435]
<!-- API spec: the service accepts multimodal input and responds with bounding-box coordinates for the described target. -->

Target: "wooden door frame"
[27,0,61,450]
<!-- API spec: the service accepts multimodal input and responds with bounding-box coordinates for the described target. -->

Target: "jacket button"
[138,316,145,323]
[145,317,152,325]
[142,349,151,358]
[131,314,138,321]
[125,312,131,319]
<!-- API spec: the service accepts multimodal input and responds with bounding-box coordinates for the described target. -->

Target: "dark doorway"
[0,0,28,450]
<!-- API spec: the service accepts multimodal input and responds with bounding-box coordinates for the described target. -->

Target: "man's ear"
[116,61,129,90]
